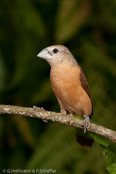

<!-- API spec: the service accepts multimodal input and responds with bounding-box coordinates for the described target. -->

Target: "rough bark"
[0,105,116,143]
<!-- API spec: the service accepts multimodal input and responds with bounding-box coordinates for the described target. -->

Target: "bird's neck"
[50,63,80,82]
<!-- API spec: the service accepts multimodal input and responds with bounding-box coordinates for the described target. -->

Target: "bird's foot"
[33,106,45,111]
[83,116,91,134]
[33,106,47,123]
[60,110,67,115]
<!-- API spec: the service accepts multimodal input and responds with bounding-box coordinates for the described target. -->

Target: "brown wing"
[80,68,93,116]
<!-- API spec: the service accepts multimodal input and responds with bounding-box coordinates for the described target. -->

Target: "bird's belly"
[51,78,92,116]
[55,85,87,116]
[50,66,92,117]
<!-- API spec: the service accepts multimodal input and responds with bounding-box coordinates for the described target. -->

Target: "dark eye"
[53,48,59,53]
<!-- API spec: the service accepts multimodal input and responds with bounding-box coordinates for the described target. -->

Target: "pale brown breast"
[50,64,92,117]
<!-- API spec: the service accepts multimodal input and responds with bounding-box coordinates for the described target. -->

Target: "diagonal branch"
[0,104,116,143]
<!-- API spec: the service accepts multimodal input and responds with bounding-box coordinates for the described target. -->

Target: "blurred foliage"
[0,0,116,173]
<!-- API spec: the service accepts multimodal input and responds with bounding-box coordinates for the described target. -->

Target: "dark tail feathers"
[76,129,94,148]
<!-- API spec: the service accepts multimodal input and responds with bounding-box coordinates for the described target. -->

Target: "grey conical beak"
[37,48,53,60]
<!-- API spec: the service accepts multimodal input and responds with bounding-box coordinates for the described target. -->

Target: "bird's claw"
[33,106,40,110]
[61,110,67,115]
[33,106,45,111]
[83,116,91,134]
[33,106,47,123]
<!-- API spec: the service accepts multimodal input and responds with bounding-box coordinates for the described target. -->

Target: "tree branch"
[0,105,116,143]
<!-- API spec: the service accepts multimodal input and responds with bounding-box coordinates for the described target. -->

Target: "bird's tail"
[76,128,94,148]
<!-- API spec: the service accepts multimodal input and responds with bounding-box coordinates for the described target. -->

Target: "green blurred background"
[0,0,116,173]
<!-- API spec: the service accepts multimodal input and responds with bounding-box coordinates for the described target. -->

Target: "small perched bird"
[37,45,93,147]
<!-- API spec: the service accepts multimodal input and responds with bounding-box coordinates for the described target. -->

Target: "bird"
[37,45,93,147]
